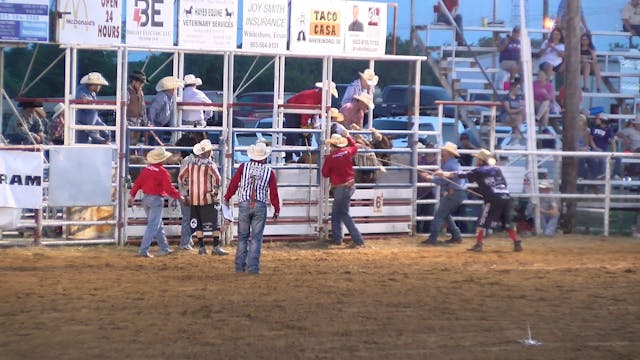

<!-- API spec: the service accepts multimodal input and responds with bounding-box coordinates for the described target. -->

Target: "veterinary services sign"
[178,0,238,50]
[241,0,288,52]
[0,151,43,209]
[0,0,49,42]
[289,0,344,55]
[126,0,174,47]
[343,1,387,55]
[57,0,121,45]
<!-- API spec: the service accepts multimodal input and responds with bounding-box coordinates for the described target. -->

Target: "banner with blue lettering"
[0,0,49,43]
[0,151,43,209]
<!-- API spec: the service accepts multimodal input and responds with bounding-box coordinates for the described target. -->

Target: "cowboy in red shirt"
[321,133,365,248]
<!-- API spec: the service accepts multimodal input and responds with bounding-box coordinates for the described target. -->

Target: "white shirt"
[622,3,640,25]
[539,40,565,68]
[182,86,213,125]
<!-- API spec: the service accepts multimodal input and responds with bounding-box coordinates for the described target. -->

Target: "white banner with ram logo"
[0,151,43,209]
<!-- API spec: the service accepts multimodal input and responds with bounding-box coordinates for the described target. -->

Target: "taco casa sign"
[310,10,340,37]
[57,0,121,45]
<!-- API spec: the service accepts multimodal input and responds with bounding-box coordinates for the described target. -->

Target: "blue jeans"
[331,186,364,245]
[541,214,559,236]
[427,190,466,243]
[179,202,194,247]
[235,201,267,273]
[139,195,170,254]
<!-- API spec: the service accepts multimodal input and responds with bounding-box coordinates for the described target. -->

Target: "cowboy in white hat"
[47,103,66,145]
[341,68,379,107]
[178,139,227,255]
[420,141,468,246]
[127,70,149,149]
[283,80,339,161]
[75,72,110,144]
[223,141,280,274]
[321,132,366,249]
[4,101,45,145]
[128,146,184,258]
[340,92,373,129]
[536,179,560,236]
[435,148,523,252]
[149,76,184,145]
[182,74,213,127]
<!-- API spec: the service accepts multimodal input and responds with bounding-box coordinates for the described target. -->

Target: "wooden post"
[560,0,581,233]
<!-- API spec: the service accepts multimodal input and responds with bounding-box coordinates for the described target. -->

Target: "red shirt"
[321,136,358,186]
[224,161,281,213]
[130,163,181,199]
[286,88,322,127]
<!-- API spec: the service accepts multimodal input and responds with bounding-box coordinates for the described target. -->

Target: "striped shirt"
[178,156,221,206]
[224,161,280,213]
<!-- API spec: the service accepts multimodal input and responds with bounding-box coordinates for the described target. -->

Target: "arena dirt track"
[0,234,639,359]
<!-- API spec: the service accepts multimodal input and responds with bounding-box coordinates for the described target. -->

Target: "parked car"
[201,90,224,126]
[233,91,295,127]
[372,116,465,148]
[374,85,457,119]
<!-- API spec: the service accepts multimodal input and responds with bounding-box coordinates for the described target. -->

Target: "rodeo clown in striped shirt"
[224,141,280,274]
[178,139,229,256]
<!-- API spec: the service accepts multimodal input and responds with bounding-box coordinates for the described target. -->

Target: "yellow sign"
[310,9,340,37]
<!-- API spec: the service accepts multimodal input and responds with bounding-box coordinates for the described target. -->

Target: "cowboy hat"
[473,148,496,166]
[329,108,344,122]
[315,81,338,98]
[193,139,213,156]
[441,141,460,157]
[18,101,43,108]
[155,76,184,92]
[129,70,148,83]
[358,68,379,86]
[80,72,109,86]
[325,133,348,148]
[354,92,374,109]
[247,141,272,161]
[183,74,203,86]
[146,147,173,164]
[52,103,65,118]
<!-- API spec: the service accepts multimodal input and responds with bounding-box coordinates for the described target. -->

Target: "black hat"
[129,70,148,83]
[18,101,43,108]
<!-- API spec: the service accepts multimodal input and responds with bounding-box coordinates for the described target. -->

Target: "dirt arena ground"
[0,234,639,360]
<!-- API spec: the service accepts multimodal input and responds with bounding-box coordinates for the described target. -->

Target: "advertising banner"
[0,151,43,209]
[57,0,121,45]
[289,0,344,55]
[179,0,238,50]
[241,0,288,52]
[343,1,387,55]
[126,0,174,47]
[0,1,49,42]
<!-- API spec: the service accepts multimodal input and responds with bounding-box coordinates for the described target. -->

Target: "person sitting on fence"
[340,92,374,130]
[341,68,378,107]
[126,70,149,150]
[128,147,185,258]
[4,101,45,145]
[499,78,524,139]
[182,74,213,127]
[47,103,65,145]
[622,0,640,40]
[497,26,521,85]
[589,113,616,179]
[536,27,565,79]
[434,0,464,46]
[149,76,183,145]
[580,33,603,93]
[75,72,111,144]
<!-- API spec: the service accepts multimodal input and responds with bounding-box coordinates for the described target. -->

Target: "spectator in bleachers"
[556,0,589,33]
[47,103,65,145]
[580,33,603,93]
[499,79,524,139]
[76,72,111,144]
[4,101,45,145]
[497,26,521,85]
[537,28,565,79]
[621,0,640,38]
[434,0,464,46]
[615,116,640,178]
[149,76,183,145]
[577,114,594,179]
[589,113,616,179]
[533,71,553,129]
[341,68,378,107]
